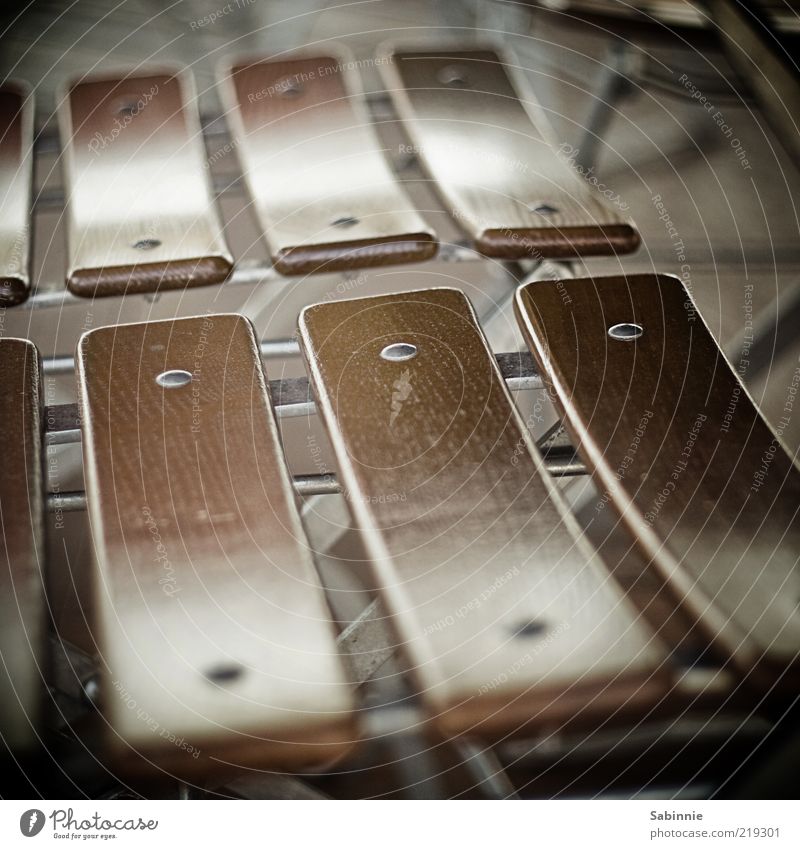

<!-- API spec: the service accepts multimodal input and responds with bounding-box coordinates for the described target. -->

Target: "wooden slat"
[515,273,800,689]
[381,48,639,259]
[220,53,437,275]
[0,84,33,306]
[59,69,233,297]
[77,314,354,772]
[0,338,44,748]
[299,288,669,739]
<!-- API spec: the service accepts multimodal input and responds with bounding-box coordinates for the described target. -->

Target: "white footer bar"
[2,800,795,848]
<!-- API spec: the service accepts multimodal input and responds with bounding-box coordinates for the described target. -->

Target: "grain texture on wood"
[381,48,639,259]
[0,84,33,306]
[77,314,354,773]
[0,338,44,747]
[220,53,437,275]
[516,273,800,689]
[60,69,232,297]
[299,288,669,739]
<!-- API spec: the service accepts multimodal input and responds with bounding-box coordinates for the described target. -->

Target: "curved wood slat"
[515,273,800,690]
[77,314,354,773]
[59,69,233,297]
[299,287,670,739]
[0,338,44,748]
[0,84,33,306]
[380,48,639,259]
[220,53,437,275]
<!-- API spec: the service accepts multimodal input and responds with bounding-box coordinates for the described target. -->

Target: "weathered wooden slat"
[381,48,639,259]
[220,53,437,275]
[59,69,232,297]
[299,287,669,738]
[516,273,800,689]
[0,84,34,306]
[77,314,354,772]
[0,338,45,747]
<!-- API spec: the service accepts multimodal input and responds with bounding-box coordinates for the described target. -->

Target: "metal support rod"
[576,42,641,172]
[43,347,583,511]
[704,0,800,164]
[43,350,544,443]
[46,445,586,514]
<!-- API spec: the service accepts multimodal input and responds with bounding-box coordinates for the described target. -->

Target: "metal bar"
[43,348,579,515]
[705,0,800,163]
[292,473,342,497]
[451,740,520,800]
[47,491,86,513]
[335,598,395,686]
[46,445,585,514]
[539,451,587,477]
[44,350,542,438]
[575,42,640,172]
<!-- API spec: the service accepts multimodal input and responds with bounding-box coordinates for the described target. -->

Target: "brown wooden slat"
[380,48,639,259]
[0,338,44,747]
[77,314,354,773]
[515,273,800,690]
[0,84,33,306]
[220,53,437,275]
[299,287,670,739]
[59,69,233,297]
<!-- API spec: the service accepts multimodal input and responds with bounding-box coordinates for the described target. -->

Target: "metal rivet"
[277,78,303,97]
[380,342,418,362]
[512,620,547,638]
[330,214,359,228]
[115,100,138,117]
[205,663,244,684]
[529,202,558,216]
[156,369,192,388]
[608,322,643,341]
[132,238,161,251]
[81,674,100,707]
[438,65,468,87]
